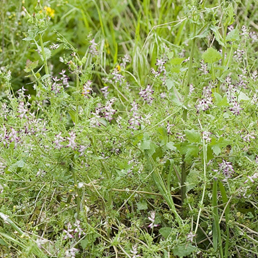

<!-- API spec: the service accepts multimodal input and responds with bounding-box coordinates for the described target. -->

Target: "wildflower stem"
[219,181,230,258]
[146,153,182,226]
[212,178,223,256]
[76,73,80,123]
[70,156,80,219]
[39,34,49,78]
[89,136,110,179]
[181,14,197,209]
[31,69,45,89]
[195,119,207,234]
[180,154,186,209]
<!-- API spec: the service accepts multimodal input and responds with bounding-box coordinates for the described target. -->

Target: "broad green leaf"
[80,238,88,249]
[212,145,221,155]
[210,26,225,46]
[137,200,148,210]
[141,139,151,150]
[166,79,174,90]
[24,60,39,72]
[37,46,51,61]
[170,58,184,65]
[226,28,240,42]
[171,67,181,73]
[166,142,177,151]
[152,146,164,160]
[185,129,200,143]
[218,96,229,107]
[8,160,25,173]
[223,112,230,118]
[207,145,214,161]
[147,142,157,157]
[99,118,107,126]
[223,3,235,26]
[44,47,51,60]
[68,110,77,123]
[167,52,174,59]
[213,92,222,102]
[186,169,199,193]
[185,145,199,161]
[23,30,37,41]
[175,142,188,155]
[141,134,157,155]
[80,233,98,249]
[159,227,173,239]
[210,137,231,148]
[0,238,7,246]
[173,244,196,257]
[213,92,229,107]
[202,47,222,64]
[170,86,184,107]
[157,127,168,145]
[237,91,250,101]
[116,169,127,177]
[16,160,25,168]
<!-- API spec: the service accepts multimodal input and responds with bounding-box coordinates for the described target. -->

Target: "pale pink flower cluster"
[148,211,158,228]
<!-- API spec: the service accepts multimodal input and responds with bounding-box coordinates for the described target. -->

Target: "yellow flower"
[44,6,55,18]
[116,65,121,72]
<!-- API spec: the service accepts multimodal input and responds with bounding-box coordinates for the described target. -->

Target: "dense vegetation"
[1,0,258,257]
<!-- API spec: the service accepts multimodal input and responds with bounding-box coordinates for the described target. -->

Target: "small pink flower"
[148,211,158,228]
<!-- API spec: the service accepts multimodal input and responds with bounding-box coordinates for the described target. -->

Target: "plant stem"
[39,34,49,77]
[181,15,197,209]
[195,119,207,234]
[146,153,182,226]
[180,154,186,206]
[70,155,80,219]
[219,181,230,258]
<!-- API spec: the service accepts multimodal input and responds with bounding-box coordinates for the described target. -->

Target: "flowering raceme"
[219,160,235,178]
[139,84,154,104]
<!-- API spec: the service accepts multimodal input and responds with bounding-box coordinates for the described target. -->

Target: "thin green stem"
[89,136,110,179]
[70,156,80,219]
[181,14,197,210]
[39,34,49,76]
[180,154,186,207]
[195,119,207,234]
[212,178,223,257]
[147,153,182,226]
[219,181,230,258]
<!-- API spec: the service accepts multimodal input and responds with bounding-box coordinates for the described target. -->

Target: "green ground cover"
[1,0,258,257]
